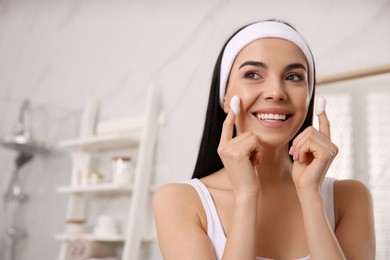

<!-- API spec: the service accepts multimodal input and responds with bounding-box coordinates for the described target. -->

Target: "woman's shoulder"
[153,181,200,207]
[332,179,375,258]
[153,181,207,231]
[334,178,372,199]
[153,169,228,205]
[333,178,373,217]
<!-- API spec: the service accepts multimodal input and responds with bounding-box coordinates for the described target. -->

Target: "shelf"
[57,183,133,194]
[55,233,155,243]
[57,183,158,194]
[58,132,140,151]
[141,234,156,243]
[55,233,125,242]
[56,85,160,260]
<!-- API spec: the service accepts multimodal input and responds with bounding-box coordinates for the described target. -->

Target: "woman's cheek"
[238,88,259,109]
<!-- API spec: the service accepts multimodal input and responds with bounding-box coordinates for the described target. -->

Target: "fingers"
[220,96,241,144]
[250,140,263,166]
[290,127,338,164]
[318,111,331,140]
[219,95,262,166]
[219,131,263,166]
[220,109,236,144]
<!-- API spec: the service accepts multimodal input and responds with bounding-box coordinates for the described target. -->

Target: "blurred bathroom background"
[0,0,389,259]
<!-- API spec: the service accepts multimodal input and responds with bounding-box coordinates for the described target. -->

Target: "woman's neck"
[255,146,293,186]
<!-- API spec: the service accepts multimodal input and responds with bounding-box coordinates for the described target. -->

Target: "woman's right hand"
[217,108,263,197]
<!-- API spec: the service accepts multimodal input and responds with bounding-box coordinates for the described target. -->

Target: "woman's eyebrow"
[239,61,267,70]
[284,63,307,72]
[238,61,307,72]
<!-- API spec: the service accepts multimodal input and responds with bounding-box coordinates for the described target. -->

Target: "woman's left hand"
[290,111,338,192]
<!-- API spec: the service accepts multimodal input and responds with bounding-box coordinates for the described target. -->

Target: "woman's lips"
[252,108,292,126]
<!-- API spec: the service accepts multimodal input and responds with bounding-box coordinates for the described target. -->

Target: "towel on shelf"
[87,258,118,260]
[65,240,116,260]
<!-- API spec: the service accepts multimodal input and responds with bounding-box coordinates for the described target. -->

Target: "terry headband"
[219,21,314,108]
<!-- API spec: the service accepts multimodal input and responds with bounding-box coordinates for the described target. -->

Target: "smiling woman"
[153,20,375,260]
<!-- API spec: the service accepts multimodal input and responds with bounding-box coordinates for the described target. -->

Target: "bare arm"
[154,107,262,259]
[291,110,375,259]
[153,182,259,260]
[221,193,258,259]
[153,183,216,260]
[297,188,346,260]
[296,180,375,260]
[217,106,262,259]
[334,180,375,259]
[291,110,345,259]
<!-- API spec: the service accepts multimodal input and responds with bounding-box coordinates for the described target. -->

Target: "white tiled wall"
[317,74,390,259]
[0,0,389,259]
[367,90,390,260]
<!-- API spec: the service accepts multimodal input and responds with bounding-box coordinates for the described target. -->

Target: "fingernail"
[315,96,327,116]
[289,146,294,155]
[230,95,240,116]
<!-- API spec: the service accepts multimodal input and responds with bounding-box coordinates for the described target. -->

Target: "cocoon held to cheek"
[230,96,241,116]
[315,96,327,116]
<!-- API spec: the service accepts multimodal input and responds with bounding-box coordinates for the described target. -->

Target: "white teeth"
[256,113,287,121]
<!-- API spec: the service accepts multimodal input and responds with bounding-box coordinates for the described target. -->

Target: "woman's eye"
[286,74,303,81]
[244,72,261,79]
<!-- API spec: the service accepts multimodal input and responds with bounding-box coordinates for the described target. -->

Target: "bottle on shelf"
[111,156,134,185]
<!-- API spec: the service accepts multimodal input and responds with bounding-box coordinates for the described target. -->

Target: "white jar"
[111,156,133,185]
[65,219,86,234]
[93,215,119,236]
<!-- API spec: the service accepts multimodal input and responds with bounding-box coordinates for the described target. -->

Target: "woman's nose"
[262,79,287,102]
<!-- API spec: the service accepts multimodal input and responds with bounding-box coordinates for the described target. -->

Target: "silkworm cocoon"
[230,96,240,116]
[315,96,327,116]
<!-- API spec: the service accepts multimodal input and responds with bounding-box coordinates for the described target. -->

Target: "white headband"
[219,21,314,108]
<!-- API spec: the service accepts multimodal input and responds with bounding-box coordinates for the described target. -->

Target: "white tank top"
[183,177,336,260]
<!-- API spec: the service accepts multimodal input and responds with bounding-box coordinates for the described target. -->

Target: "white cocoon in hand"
[230,96,241,116]
[315,96,327,116]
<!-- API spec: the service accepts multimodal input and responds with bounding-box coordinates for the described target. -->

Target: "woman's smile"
[251,107,293,128]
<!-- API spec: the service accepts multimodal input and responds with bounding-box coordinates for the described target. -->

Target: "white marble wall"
[0,0,389,259]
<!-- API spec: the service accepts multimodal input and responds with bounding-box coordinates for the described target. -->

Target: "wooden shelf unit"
[56,83,160,260]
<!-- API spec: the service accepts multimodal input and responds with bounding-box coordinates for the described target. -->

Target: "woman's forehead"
[233,38,307,66]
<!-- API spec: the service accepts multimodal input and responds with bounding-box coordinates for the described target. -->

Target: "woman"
[153,20,375,260]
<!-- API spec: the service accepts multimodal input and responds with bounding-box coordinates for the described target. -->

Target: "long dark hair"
[192,21,316,179]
